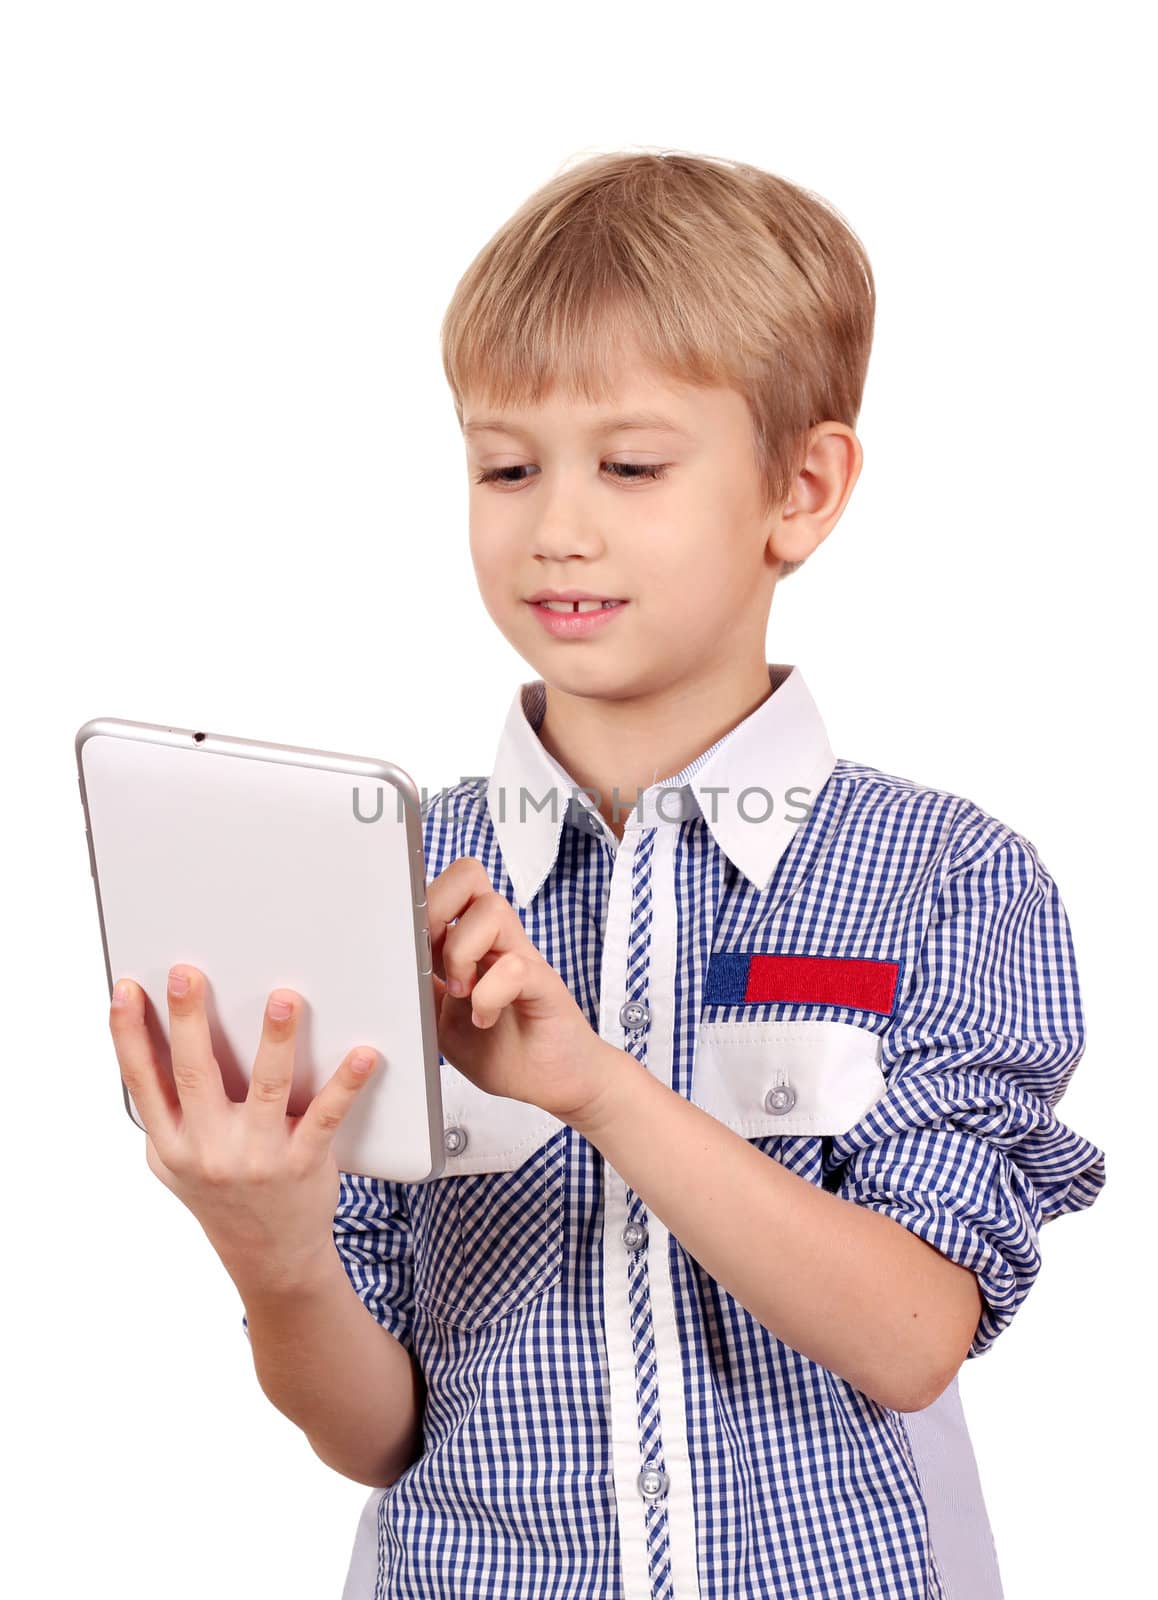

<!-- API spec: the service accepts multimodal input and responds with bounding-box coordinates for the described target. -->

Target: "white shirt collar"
[486,663,837,909]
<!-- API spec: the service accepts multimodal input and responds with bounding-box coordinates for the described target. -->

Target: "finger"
[435,898,524,1000]
[245,988,302,1125]
[430,969,472,1035]
[439,893,510,995]
[292,1046,380,1161]
[431,969,450,1015]
[109,977,182,1145]
[165,965,229,1131]
[465,950,530,1027]
[427,858,514,981]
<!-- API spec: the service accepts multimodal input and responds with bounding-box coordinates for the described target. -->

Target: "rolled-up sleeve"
[241,1170,416,1354]
[821,829,1106,1360]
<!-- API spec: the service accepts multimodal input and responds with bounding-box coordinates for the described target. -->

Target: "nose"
[531,493,607,563]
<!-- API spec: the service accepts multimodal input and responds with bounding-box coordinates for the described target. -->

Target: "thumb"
[429,970,473,1058]
[430,970,464,1025]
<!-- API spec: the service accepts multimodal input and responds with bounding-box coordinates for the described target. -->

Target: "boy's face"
[462,350,792,704]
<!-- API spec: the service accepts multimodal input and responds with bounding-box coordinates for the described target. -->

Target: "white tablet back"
[76,718,444,1183]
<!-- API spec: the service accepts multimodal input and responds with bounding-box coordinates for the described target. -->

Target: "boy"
[111,150,1106,1599]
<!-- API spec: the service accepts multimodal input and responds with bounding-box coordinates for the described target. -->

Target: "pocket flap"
[692,1018,887,1137]
[438,1060,567,1175]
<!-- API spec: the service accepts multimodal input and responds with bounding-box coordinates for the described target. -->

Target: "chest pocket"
[409,1059,568,1331]
[692,1017,887,1136]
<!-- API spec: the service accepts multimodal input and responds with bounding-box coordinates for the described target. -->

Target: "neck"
[535,658,775,841]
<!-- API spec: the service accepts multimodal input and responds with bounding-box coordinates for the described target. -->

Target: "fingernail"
[352,1050,376,1074]
[268,999,292,1020]
[112,981,129,1006]
[168,969,190,996]
[448,976,466,996]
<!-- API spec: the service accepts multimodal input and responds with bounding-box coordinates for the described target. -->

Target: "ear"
[766,424,863,568]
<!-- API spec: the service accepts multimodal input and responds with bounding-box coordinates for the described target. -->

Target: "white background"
[2,2,1150,1595]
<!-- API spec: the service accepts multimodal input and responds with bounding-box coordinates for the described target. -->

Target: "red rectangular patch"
[743,954,899,1015]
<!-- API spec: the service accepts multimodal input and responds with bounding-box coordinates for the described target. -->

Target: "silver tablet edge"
[75,717,446,1183]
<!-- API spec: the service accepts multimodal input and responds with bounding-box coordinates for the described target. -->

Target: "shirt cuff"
[825,1069,1106,1358]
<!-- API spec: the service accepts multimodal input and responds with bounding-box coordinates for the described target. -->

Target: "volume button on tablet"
[419,925,432,975]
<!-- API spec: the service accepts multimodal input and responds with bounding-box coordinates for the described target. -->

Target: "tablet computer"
[75,717,445,1184]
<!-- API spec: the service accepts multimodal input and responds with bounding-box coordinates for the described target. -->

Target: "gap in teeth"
[541,599,619,612]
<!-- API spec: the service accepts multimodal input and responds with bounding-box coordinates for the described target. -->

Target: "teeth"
[540,600,619,613]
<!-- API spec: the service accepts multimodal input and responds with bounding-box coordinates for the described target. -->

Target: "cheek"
[467,539,520,629]
[650,540,738,616]
[467,529,500,590]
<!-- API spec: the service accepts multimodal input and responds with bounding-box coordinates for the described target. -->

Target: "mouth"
[527,599,627,613]
[526,596,630,639]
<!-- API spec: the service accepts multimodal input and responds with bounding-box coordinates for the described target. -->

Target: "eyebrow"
[462,411,694,441]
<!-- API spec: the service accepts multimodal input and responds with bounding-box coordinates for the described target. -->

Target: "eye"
[473,462,670,486]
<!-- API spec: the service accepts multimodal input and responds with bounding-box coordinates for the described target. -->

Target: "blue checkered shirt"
[247,662,1106,1599]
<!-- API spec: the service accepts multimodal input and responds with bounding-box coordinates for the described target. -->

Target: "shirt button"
[637,1464,669,1501]
[621,1220,648,1252]
[764,1083,796,1115]
[574,803,599,832]
[444,1125,469,1155]
[619,999,650,1030]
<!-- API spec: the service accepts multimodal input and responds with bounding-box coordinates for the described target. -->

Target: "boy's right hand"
[108,963,379,1297]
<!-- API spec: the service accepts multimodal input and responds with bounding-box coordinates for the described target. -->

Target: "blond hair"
[440,147,875,578]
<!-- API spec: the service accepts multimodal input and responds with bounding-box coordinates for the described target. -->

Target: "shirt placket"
[598,812,701,1600]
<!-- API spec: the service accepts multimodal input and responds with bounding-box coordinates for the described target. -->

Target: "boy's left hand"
[425,856,618,1128]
